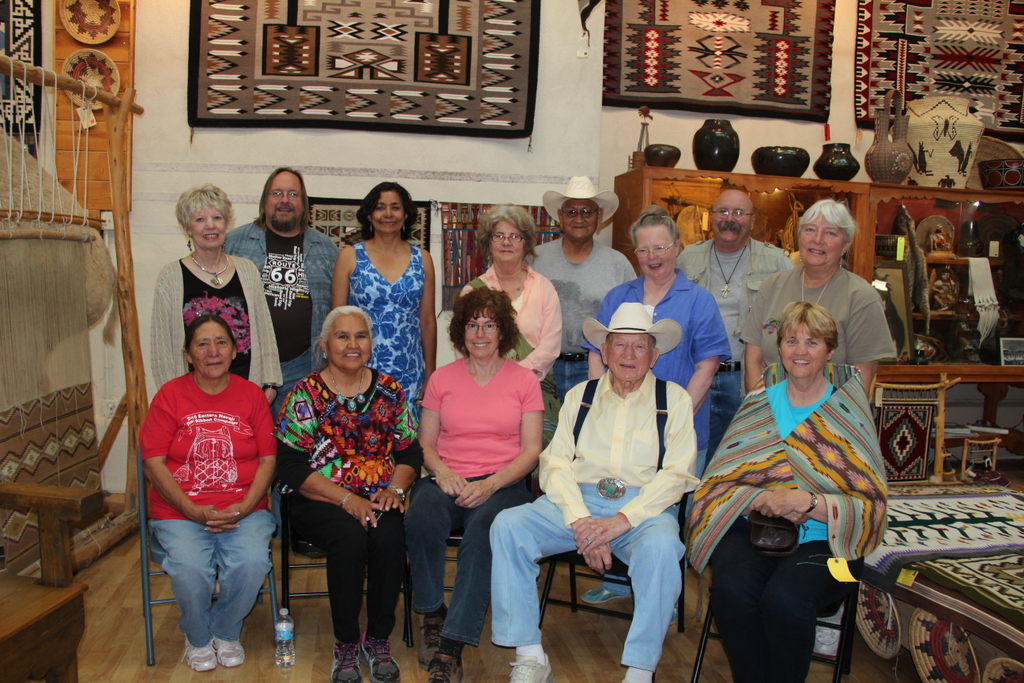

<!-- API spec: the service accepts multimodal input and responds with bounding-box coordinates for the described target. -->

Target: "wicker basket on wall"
[906,96,984,189]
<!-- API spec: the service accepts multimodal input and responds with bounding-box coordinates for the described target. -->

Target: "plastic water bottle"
[275,608,295,668]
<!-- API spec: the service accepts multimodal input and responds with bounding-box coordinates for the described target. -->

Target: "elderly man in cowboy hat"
[534,176,637,401]
[489,302,698,683]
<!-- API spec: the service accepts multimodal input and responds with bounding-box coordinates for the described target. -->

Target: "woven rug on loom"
[601,0,835,121]
[0,383,99,574]
[863,490,1024,592]
[855,0,1024,142]
[876,402,933,482]
[187,0,539,137]
[913,553,1024,630]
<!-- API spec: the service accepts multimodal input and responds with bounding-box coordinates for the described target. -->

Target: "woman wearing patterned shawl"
[688,302,887,683]
[276,305,422,683]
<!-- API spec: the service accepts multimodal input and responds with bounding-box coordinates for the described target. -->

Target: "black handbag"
[748,510,799,556]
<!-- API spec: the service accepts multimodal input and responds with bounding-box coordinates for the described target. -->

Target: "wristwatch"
[805,492,819,513]
[388,485,406,502]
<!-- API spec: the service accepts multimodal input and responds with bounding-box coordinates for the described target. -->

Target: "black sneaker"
[331,642,362,683]
[418,616,444,670]
[358,633,400,683]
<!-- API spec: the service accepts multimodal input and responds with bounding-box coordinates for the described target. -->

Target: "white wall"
[93,0,1023,493]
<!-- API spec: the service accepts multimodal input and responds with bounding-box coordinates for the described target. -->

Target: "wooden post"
[101,88,148,511]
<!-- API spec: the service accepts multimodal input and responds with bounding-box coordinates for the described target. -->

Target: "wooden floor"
[73,532,929,683]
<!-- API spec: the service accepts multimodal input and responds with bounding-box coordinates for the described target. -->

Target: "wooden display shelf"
[925,255,1003,265]
[876,363,1024,383]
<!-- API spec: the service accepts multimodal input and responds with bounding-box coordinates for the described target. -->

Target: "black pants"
[288,493,406,644]
[709,517,862,683]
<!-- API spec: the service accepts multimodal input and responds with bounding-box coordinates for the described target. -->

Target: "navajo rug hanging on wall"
[188,0,539,138]
[602,0,835,122]
[0,0,42,133]
[855,0,1024,142]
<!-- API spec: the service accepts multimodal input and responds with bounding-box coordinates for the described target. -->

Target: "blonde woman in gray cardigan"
[151,184,282,400]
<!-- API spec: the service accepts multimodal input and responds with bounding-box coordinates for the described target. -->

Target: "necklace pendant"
[347,397,357,411]
[210,276,222,286]
[721,284,730,299]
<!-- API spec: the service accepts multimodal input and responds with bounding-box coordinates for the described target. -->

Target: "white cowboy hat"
[543,176,619,219]
[582,302,681,353]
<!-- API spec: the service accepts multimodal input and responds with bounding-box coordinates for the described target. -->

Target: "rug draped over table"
[602,0,835,122]
[914,553,1024,630]
[188,0,539,137]
[863,490,1024,591]
[855,0,1024,142]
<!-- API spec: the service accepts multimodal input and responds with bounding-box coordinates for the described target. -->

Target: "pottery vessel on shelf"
[813,143,861,181]
[692,119,739,172]
[864,89,913,184]
[750,146,810,177]
[644,144,681,168]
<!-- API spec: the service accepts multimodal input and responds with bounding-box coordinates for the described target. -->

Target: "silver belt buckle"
[596,477,626,500]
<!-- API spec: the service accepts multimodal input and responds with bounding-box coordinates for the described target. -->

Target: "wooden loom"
[0,54,146,572]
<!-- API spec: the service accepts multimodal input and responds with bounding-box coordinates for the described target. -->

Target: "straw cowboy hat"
[543,176,619,219]
[582,302,681,353]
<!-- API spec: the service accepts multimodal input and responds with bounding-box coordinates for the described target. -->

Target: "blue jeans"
[151,510,274,646]
[490,488,682,671]
[405,476,532,646]
[706,369,743,476]
[270,348,313,535]
[552,358,590,403]
[709,518,862,683]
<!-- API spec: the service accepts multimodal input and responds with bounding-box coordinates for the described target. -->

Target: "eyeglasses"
[712,208,754,219]
[269,190,301,199]
[493,232,524,243]
[465,322,499,333]
[634,244,675,258]
[561,207,596,219]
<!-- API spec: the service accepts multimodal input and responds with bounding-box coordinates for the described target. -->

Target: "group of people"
[139,167,893,683]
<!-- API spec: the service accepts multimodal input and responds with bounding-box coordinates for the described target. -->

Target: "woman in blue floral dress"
[333,182,436,415]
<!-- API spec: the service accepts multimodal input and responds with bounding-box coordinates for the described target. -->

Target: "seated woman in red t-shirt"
[405,287,544,683]
[140,314,276,673]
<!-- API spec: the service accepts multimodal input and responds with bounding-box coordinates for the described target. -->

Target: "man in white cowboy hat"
[534,176,636,401]
[489,302,698,683]
[676,189,792,469]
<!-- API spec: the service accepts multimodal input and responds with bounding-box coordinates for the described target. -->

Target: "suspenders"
[572,378,669,470]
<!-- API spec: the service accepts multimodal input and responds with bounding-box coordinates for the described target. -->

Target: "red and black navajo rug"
[187,0,539,138]
[876,402,933,482]
[855,0,1024,143]
[602,0,835,122]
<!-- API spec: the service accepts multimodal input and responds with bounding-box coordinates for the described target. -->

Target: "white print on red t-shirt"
[178,412,253,437]
[263,247,309,310]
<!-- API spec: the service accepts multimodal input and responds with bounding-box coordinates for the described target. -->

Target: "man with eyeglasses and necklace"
[676,190,792,467]
[225,167,339,421]
[533,177,636,402]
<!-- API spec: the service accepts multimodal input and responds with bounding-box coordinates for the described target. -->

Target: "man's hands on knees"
[570,514,632,573]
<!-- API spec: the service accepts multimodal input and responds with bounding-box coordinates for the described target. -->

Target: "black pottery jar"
[813,143,861,181]
[692,119,740,172]
[751,146,810,177]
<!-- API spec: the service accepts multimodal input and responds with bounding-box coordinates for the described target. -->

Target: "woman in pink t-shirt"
[140,314,276,673]
[405,288,543,682]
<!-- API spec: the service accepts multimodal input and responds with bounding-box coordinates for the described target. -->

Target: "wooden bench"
[0,483,103,683]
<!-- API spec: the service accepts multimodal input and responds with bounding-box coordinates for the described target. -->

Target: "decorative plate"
[855,583,902,659]
[59,0,121,45]
[917,216,956,255]
[60,48,120,110]
[982,658,1024,683]
[908,608,979,683]
[915,335,948,363]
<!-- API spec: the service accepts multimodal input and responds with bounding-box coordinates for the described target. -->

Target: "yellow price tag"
[897,568,918,586]
[827,558,858,583]
[896,236,906,261]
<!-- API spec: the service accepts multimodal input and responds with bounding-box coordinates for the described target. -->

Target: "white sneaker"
[183,639,217,672]
[813,603,844,657]
[212,637,245,667]
[509,655,554,683]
